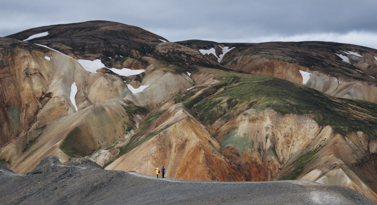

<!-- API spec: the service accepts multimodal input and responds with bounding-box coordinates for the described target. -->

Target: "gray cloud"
[1,0,377,49]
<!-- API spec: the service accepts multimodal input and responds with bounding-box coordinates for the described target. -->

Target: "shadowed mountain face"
[1,20,377,203]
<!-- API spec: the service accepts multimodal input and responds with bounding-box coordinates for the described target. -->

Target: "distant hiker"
[161,166,166,178]
[155,168,159,178]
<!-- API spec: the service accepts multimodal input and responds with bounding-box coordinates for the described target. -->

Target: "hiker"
[155,168,159,178]
[161,166,166,178]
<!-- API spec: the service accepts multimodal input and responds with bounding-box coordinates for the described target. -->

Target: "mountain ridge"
[0,156,375,205]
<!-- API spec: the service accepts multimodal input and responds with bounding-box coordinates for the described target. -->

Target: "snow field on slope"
[187,86,194,91]
[199,46,234,63]
[77,59,145,76]
[199,48,216,57]
[126,84,149,94]
[299,70,312,84]
[344,51,362,57]
[36,44,145,77]
[34,43,149,95]
[335,51,363,64]
[70,82,78,111]
[111,68,145,76]
[23,32,49,41]
[336,54,350,63]
[218,46,235,63]
[35,44,71,58]
[78,59,149,94]
[374,56,377,61]
[77,59,105,73]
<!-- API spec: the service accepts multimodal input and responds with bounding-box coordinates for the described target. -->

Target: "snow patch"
[187,86,194,91]
[77,59,105,73]
[218,46,235,63]
[186,71,191,76]
[110,68,145,76]
[299,70,312,84]
[159,38,167,42]
[70,82,78,111]
[23,31,49,41]
[78,59,145,76]
[370,75,376,79]
[35,43,71,58]
[345,51,362,57]
[44,56,51,61]
[126,84,149,94]
[374,56,377,61]
[199,46,235,63]
[356,69,364,73]
[336,54,350,63]
[199,47,217,57]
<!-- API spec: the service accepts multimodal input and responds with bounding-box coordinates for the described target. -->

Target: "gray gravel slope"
[0,156,375,205]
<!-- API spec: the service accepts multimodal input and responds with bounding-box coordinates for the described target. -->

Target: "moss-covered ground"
[221,132,254,153]
[117,130,162,158]
[60,128,81,157]
[122,105,149,117]
[104,109,168,167]
[139,109,167,131]
[281,146,323,180]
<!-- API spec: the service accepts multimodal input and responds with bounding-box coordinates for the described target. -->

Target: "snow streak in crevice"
[23,32,49,41]
[218,46,235,63]
[77,59,145,76]
[70,82,78,111]
[299,70,312,84]
[336,53,350,63]
[199,46,234,63]
[126,84,149,94]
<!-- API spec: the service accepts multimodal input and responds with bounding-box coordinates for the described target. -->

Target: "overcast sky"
[1,0,377,49]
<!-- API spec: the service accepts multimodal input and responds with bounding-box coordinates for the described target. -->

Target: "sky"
[1,0,377,49]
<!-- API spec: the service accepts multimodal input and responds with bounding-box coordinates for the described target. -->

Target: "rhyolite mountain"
[1,20,377,203]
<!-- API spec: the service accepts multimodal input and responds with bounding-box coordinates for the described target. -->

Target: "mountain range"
[1,20,377,204]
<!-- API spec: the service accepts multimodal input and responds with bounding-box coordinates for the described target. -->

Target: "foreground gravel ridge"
[0,156,375,205]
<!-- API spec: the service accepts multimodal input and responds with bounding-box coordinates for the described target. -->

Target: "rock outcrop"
[106,104,243,181]
[307,71,377,103]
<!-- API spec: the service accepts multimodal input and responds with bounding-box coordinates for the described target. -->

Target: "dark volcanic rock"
[5,21,224,70]
[0,163,13,173]
[6,20,168,63]
[177,40,377,83]
[0,156,375,205]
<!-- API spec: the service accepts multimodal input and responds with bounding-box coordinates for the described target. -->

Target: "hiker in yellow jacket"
[155,168,159,178]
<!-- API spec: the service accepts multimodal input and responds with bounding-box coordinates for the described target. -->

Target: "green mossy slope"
[182,70,377,138]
